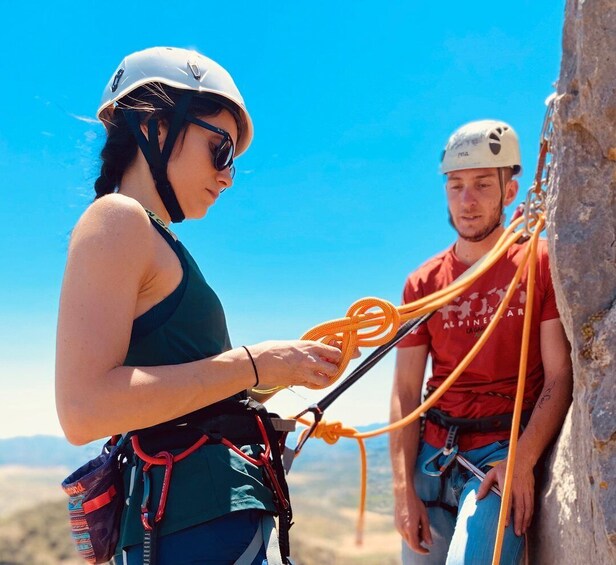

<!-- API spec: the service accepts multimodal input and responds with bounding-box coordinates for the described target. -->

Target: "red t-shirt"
[398,239,559,450]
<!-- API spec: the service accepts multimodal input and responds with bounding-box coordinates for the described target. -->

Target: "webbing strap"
[246,399,292,561]
[233,514,284,565]
[263,514,284,565]
[425,407,533,434]
[120,91,194,223]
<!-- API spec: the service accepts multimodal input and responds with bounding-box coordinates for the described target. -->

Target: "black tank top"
[124,213,232,367]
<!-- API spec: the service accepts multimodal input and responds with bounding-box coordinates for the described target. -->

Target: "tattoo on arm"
[537,379,555,409]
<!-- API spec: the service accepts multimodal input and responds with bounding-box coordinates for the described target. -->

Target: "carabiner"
[422,425,459,477]
[422,444,459,477]
[293,404,323,457]
[140,467,153,531]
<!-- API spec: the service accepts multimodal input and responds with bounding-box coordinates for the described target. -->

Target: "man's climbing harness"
[280,94,557,565]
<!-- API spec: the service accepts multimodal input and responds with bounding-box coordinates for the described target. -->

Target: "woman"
[56,46,341,565]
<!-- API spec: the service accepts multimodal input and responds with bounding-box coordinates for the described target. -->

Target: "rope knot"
[312,420,358,445]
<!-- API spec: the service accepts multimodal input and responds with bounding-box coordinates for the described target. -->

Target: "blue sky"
[0,1,565,438]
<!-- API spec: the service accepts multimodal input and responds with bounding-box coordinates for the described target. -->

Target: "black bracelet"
[242,346,259,388]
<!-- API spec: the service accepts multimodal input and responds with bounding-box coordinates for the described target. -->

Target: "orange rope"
[292,215,544,558]
[254,216,529,395]
[296,417,368,544]
[288,97,554,559]
[492,218,541,564]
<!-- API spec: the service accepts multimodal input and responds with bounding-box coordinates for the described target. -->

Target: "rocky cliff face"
[532,0,616,562]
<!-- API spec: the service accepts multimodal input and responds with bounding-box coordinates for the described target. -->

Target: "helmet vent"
[188,60,201,80]
[489,130,502,155]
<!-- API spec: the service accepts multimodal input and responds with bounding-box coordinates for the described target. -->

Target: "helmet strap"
[498,167,506,197]
[122,91,194,223]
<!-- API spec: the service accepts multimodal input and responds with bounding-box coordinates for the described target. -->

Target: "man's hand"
[395,491,433,554]
[476,454,535,536]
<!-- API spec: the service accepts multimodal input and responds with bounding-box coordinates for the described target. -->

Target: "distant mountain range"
[0,435,106,469]
[0,422,391,472]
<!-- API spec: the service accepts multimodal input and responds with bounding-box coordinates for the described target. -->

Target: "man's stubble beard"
[448,196,504,243]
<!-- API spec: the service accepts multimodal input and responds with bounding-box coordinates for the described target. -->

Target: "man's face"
[445,168,505,243]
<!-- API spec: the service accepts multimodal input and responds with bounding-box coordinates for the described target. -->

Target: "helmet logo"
[111,68,124,93]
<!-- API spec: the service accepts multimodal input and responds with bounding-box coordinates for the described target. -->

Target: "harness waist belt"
[132,399,295,453]
[135,414,295,453]
[425,407,532,434]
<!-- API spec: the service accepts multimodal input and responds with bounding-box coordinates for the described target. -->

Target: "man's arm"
[477,318,573,535]
[390,344,432,554]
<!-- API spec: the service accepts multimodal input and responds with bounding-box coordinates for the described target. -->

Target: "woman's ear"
[139,118,168,152]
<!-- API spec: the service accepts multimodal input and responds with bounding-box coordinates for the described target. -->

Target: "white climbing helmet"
[96,46,253,156]
[440,119,522,175]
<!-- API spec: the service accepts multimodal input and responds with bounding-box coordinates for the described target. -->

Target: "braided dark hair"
[93,84,243,199]
[94,110,137,198]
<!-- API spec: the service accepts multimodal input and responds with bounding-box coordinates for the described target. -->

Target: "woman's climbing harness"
[130,399,294,565]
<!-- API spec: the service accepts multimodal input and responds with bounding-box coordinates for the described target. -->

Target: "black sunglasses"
[185,114,235,178]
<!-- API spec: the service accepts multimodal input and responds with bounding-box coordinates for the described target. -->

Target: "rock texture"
[532,0,616,563]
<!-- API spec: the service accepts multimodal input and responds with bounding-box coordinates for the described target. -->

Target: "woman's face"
[166,108,239,219]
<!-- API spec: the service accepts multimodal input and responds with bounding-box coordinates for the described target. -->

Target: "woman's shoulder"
[73,194,152,242]
[70,194,156,263]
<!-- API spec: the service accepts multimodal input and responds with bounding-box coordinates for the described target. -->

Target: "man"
[390,120,572,564]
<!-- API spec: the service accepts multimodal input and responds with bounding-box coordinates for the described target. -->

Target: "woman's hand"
[247,340,343,389]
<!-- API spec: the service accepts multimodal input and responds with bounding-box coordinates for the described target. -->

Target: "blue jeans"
[116,509,268,565]
[402,441,524,565]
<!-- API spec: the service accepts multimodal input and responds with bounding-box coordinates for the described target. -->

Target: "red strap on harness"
[130,413,290,530]
[219,415,289,509]
[131,434,209,465]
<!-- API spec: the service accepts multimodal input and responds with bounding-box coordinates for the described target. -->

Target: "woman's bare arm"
[56,196,340,444]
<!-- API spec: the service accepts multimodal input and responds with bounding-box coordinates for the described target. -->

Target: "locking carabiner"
[421,425,459,477]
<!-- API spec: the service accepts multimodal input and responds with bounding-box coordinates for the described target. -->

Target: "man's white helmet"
[440,120,521,175]
[97,46,253,156]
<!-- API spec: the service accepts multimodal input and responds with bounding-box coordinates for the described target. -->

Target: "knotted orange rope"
[293,215,544,562]
[254,215,532,396]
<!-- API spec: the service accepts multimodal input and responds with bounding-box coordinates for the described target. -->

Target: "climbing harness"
[127,398,295,565]
[284,94,557,565]
[425,407,533,436]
